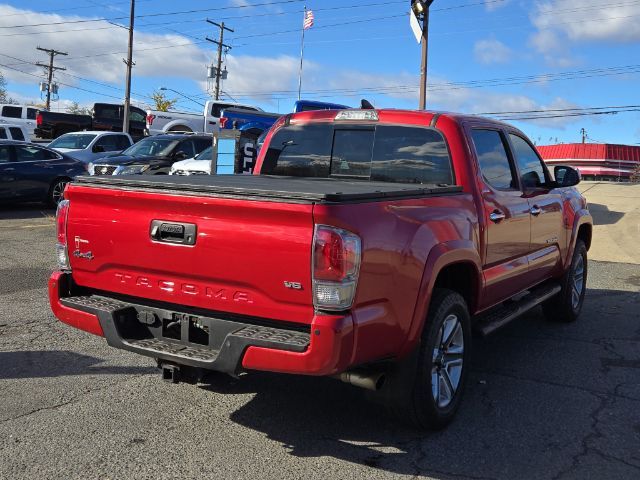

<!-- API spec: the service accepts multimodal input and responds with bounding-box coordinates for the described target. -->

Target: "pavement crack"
[474,369,640,402]
[551,389,640,479]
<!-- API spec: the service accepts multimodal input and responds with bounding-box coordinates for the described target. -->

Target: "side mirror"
[92,144,105,153]
[173,151,187,160]
[554,165,581,187]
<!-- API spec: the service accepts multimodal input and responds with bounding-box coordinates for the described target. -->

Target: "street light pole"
[412,0,434,110]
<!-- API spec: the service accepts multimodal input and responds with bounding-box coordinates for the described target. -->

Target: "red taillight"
[56,200,70,270]
[312,225,361,310]
[36,113,43,126]
[56,200,69,245]
[146,114,156,126]
[313,228,358,281]
[219,117,228,129]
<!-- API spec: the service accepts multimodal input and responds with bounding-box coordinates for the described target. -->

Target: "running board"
[473,283,561,337]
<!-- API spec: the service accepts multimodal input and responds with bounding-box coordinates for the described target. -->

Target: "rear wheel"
[385,288,471,430]
[48,178,69,207]
[543,240,587,322]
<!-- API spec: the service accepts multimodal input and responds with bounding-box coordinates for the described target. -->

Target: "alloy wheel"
[431,314,464,408]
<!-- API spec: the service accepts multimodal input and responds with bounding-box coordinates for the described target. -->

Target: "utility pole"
[122,0,135,134]
[410,0,434,110]
[581,128,587,144]
[36,47,67,111]
[206,20,233,101]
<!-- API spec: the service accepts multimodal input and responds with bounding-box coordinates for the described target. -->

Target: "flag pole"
[297,6,306,101]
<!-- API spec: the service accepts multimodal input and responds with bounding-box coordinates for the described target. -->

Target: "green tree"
[65,101,92,115]
[151,90,178,112]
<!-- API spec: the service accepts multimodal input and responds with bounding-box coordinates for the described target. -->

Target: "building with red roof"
[537,143,640,182]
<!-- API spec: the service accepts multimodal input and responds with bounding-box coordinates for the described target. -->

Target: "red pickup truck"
[49,108,592,429]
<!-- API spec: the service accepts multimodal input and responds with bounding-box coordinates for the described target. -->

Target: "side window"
[95,105,120,120]
[27,108,37,120]
[178,140,196,158]
[509,134,548,189]
[471,129,517,190]
[9,127,25,141]
[95,135,120,151]
[15,145,58,161]
[116,135,132,150]
[129,109,145,123]
[370,126,453,185]
[0,128,6,139]
[0,145,10,162]
[2,106,22,118]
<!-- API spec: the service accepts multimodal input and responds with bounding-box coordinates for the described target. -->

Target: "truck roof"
[286,108,514,130]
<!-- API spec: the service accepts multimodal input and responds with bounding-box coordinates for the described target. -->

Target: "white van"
[0,124,30,142]
[0,104,38,137]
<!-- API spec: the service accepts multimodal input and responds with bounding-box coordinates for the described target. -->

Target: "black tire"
[542,240,587,323]
[48,177,69,207]
[385,288,472,430]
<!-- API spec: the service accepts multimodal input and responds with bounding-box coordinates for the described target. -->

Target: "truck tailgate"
[65,184,315,324]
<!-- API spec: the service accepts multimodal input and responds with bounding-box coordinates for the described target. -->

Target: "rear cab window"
[261,123,454,185]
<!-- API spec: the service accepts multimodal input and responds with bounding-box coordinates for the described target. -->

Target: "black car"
[0,140,87,206]
[89,134,212,176]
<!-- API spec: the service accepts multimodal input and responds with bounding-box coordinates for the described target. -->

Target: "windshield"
[122,138,178,157]
[49,134,97,150]
[260,123,454,185]
[194,146,213,160]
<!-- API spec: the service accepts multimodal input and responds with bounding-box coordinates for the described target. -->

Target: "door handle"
[530,205,542,216]
[489,210,506,223]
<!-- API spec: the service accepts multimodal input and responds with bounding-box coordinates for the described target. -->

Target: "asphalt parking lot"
[1,204,639,480]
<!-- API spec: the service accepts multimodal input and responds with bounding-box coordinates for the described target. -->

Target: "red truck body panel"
[50,108,592,378]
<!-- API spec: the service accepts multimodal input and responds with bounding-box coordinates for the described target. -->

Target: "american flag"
[303,9,314,30]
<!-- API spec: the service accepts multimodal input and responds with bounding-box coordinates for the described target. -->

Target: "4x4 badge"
[73,236,94,260]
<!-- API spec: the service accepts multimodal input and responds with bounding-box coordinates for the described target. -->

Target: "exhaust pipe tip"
[335,370,386,391]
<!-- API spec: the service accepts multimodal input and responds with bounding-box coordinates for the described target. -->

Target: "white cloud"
[529,0,640,64]
[474,38,512,65]
[0,5,580,129]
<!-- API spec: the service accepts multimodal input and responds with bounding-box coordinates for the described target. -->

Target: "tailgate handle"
[150,220,197,245]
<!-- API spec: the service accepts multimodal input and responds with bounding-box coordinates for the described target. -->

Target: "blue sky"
[1,0,639,145]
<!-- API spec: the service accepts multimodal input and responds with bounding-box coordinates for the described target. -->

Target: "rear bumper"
[48,272,354,376]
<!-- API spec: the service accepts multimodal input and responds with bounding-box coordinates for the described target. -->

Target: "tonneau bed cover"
[74,175,462,203]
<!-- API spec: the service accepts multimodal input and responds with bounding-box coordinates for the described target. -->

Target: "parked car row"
[1,100,353,207]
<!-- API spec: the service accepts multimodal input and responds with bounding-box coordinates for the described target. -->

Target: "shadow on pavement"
[200,287,640,478]
[0,204,54,221]
[0,350,155,380]
[588,202,626,225]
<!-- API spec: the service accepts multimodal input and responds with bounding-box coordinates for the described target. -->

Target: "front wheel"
[386,288,471,430]
[543,240,587,322]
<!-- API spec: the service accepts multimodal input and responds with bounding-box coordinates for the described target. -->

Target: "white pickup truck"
[145,100,261,135]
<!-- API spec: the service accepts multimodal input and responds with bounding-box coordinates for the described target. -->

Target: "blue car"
[0,140,87,206]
